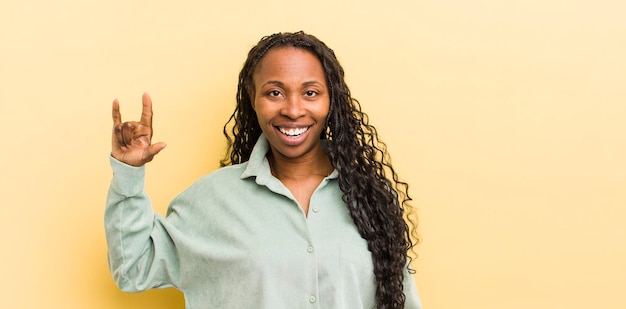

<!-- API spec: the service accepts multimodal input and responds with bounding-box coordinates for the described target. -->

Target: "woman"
[107,31,421,308]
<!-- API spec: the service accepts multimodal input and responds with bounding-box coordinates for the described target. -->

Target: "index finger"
[140,92,153,128]
[112,99,122,126]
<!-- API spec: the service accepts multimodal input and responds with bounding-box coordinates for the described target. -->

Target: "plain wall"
[1,0,624,308]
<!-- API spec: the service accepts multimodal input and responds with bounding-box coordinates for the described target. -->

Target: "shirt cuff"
[109,154,146,197]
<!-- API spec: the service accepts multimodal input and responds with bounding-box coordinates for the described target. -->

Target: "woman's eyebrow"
[262,80,284,87]
[261,80,325,88]
[302,80,324,87]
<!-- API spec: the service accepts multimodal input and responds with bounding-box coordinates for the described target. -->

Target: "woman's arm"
[105,94,178,291]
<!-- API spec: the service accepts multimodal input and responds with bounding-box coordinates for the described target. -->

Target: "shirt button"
[309,295,317,303]
[307,245,314,253]
[312,207,319,213]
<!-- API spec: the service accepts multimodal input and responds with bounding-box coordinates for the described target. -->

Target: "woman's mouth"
[278,126,310,137]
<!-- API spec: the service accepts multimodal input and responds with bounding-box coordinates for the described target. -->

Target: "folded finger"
[122,122,135,147]
[113,124,126,148]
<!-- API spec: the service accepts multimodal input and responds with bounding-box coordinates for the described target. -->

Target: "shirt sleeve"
[105,155,180,292]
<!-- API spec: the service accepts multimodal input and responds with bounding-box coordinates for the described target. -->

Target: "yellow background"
[1,0,624,308]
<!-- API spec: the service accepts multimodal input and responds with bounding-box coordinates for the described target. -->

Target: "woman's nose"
[281,96,305,119]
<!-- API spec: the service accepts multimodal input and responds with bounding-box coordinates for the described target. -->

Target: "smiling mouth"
[278,126,310,137]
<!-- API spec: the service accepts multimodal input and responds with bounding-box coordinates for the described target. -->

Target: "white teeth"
[279,127,308,136]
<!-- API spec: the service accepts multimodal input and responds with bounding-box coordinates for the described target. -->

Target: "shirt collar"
[240,134,338,181]
[240,134,272,180]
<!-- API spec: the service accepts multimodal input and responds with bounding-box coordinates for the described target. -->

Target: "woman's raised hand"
[111,93,166,167]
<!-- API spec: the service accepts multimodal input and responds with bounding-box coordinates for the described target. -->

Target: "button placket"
[302,200,320,307]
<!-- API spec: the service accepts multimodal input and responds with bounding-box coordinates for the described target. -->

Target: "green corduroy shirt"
[105,135,422,308]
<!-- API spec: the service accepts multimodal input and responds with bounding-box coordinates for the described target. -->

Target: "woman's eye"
[268,90,282,97]
[305,90,317,97]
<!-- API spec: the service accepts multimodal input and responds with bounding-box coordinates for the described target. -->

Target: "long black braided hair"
[220,31,419,308]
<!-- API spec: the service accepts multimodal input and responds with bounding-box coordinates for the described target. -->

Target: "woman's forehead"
[252,47,326,85]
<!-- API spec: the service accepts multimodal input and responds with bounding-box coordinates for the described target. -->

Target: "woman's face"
[251,47,330,161]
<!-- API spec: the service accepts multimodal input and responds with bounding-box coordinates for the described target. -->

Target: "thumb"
[147,142,167,158]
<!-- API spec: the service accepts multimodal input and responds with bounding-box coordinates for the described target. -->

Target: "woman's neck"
[267,147,333,180]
